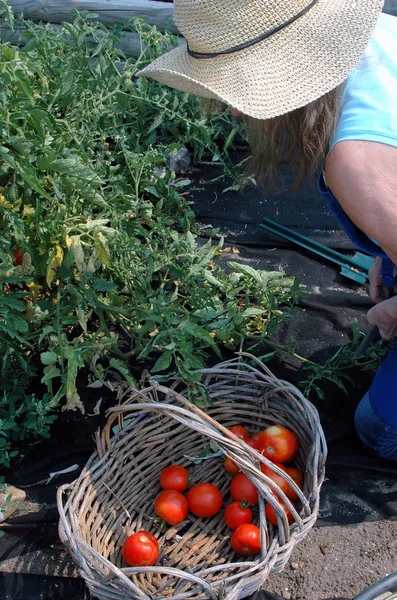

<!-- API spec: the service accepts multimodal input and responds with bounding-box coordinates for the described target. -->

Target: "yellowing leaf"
[95,231,110,266]
[46,244,64,286]
[70,236,84,271]
[0,194,12,209]
[22,205,35,217]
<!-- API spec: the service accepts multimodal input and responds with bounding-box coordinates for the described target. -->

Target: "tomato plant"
[224,501,253,530]
[260,461,290,497]
[257,425,299,463]
[230,472,258,505]
[231,524,261,555]
[154,490,188,525]
[187,483,223,517]
[285,467,304,501]
[160,465,189,492]
[122,530,159,566]
[224,456,240,476]
[265,501,295,526]
[227,425,250,441]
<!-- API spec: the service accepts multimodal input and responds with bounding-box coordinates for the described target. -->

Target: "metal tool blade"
[353,325,381,359]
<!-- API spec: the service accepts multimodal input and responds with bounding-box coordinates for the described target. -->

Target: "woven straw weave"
[57,354,327,600]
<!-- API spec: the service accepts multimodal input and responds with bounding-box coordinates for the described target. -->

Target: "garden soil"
[1,163,396,599]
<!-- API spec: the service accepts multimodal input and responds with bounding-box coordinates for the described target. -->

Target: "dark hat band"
[187,0,319,59]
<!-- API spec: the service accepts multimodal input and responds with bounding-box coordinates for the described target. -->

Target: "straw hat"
[137,0,384,120]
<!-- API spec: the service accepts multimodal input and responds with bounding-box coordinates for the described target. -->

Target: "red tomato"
[224,501,253,530]
[13,251,23,266]
[231,524,261,555]
[154,490,188,525]
[246,438,261,451]
[252,433,260,441]
[122,530,159,566]
[227,425,250,441]
[257,425,299,463]
[265,501,295,526]
[187,483,223,518]
[160,465,189,493]
[260,461,290,497]
[224,456,240,476]
[230,472,258,505]
[285,467,304,501]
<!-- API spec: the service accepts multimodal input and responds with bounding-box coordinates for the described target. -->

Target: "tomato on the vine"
[122,530,159,566]
[187,483,223,517]
[154,490,188,525]
[160,465,189,493]
[265,501,295,526]
[231,524,261,555]
[257,425,299,463]
[224,456,240,476]
[260,461,290,497]
[13,251,23,266]
[230,472,258,505]
[285,467,304,501]
[227,425,250,441]
[224,501,253,530]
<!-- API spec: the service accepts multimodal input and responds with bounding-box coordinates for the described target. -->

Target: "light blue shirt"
[329,13,397,152]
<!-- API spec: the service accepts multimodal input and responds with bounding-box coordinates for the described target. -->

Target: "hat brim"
[136,0,384,119]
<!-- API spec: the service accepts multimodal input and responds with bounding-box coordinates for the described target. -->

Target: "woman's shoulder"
[328,14,397,154]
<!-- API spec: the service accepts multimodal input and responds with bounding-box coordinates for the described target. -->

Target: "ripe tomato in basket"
[187,483,223,517]
[257,425,299,463]
[260,461,290,497]
[230,472,258,505]
[227,425,250,441]
[159,465,189,493]
[122,530,159,566]
[246,438,261,451]
[224,501,253,530]
[224,456,240,476]
[285,467,304,501]
[231,524,261,555]
[154,490,188,525]
[265,501,295,525]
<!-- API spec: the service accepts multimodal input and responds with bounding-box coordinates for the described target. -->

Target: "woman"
[137,0,397,461]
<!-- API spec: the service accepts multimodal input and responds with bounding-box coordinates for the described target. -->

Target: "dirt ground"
[265,520,397,600]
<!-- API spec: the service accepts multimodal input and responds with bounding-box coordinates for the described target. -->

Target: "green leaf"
[41,368,61,384]
[242,308,264,317]
[151,351,172,373]
[173,178,191,188]
[46,158,103,185]
[204,270,223,288]
[40,351,58,366]
[15,158,51,199]
[92,280,118,292]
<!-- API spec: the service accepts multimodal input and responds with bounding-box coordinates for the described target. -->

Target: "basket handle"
[98,379,257,456]
[104,565,219,599]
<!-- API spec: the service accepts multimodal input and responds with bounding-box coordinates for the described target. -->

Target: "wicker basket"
[57,354,327,600]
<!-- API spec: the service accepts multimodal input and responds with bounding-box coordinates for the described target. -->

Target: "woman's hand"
[368,257,394,303]
[367,296,397,340]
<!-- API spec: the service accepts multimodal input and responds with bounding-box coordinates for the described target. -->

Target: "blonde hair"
[203,86,341,191]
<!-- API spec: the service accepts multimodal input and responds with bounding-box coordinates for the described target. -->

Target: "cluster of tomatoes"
[122,423,302,567]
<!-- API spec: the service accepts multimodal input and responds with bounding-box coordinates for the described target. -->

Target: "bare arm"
[325,140,397,265]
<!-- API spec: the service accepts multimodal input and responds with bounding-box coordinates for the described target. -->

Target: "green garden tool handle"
[260,218,374,284]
